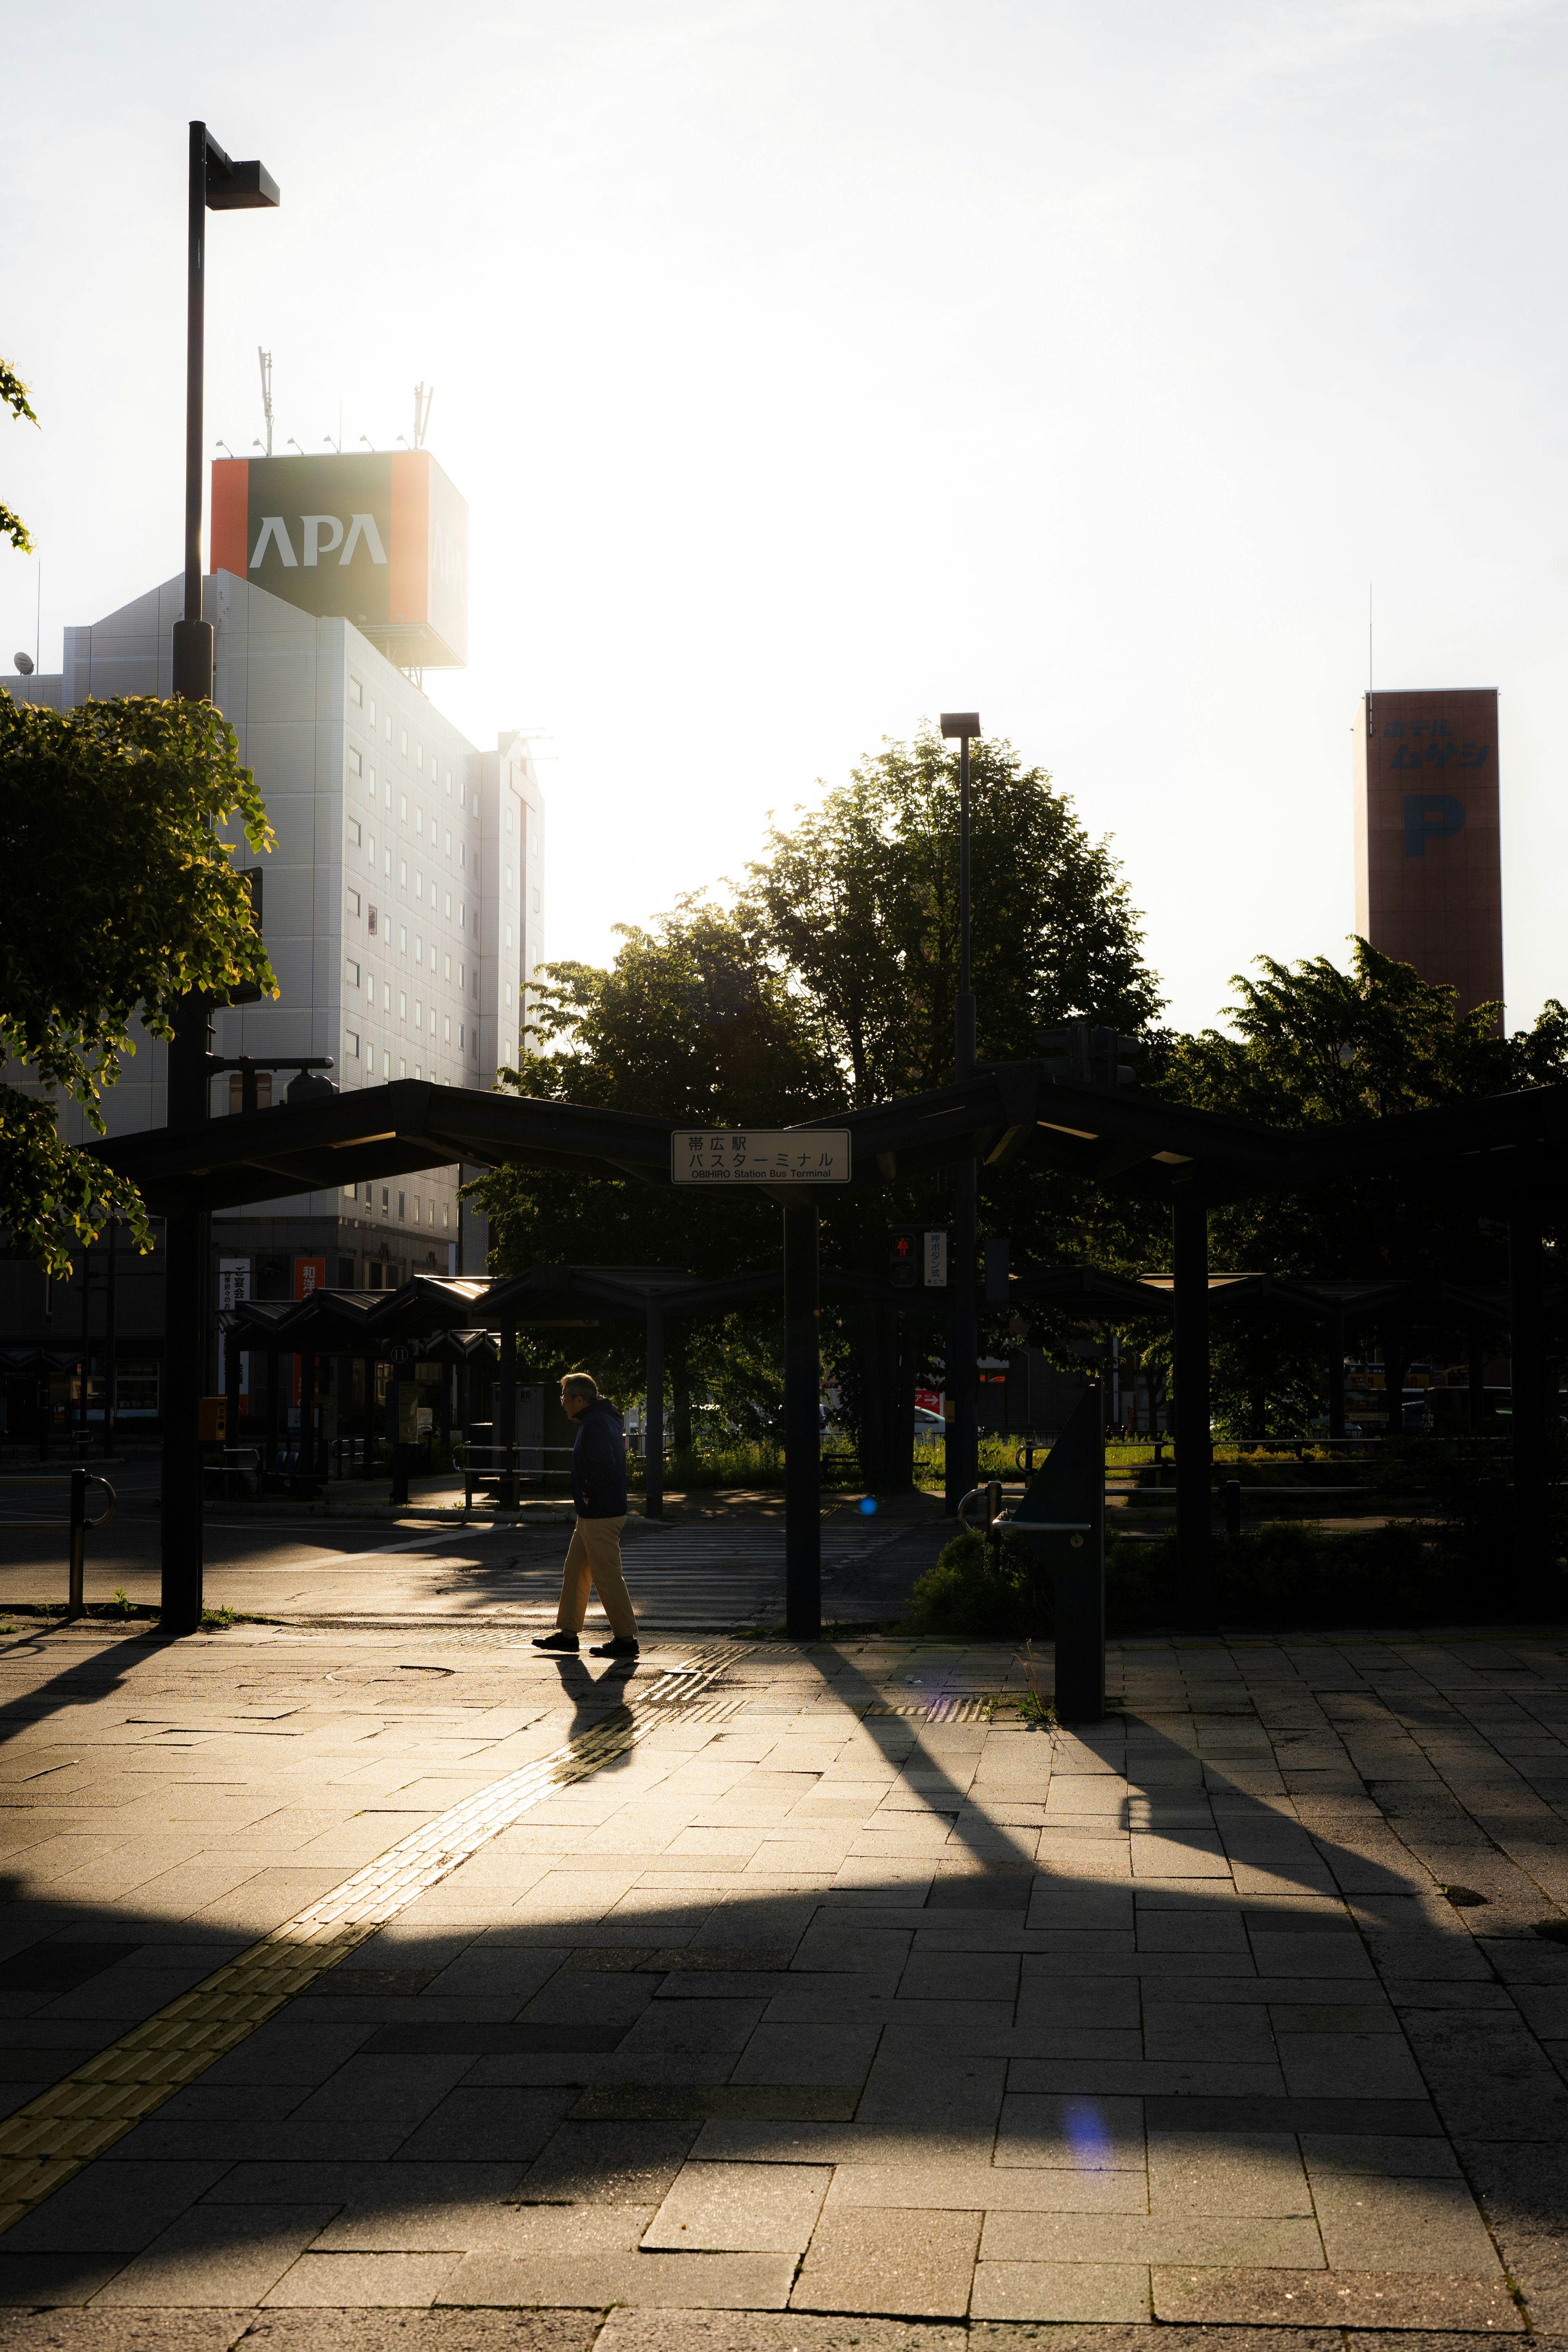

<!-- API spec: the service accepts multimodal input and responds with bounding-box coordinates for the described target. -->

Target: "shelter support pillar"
[1327,1311,1346,1441]
[362,1357,377,1477]
[160,1213,205,1635]
[498,1327,517,1509]
[266,1350,280,1466]
[1172,1189,1212,1626]
[644,1308,664,1521]
[859,1304,886,1492]
[783,1199,822,1642]
[300,1349,316,1479]
[224,1319,242,1455]
[895,1319,916,1493]
[1510,1216,1548,1581]
[1468,1328,1488,1436]
[946,1158,978,1513]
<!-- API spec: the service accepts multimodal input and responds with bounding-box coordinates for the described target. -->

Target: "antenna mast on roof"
[413,382,434,450]
[257,348,274,457]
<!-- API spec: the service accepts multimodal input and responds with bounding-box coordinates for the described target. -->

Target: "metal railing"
[0,1469,117,1618]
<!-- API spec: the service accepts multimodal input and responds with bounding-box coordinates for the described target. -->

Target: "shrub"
[904,1516,1480,1638]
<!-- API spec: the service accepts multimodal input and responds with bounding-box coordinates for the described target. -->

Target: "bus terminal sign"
[671,1130,852,1185]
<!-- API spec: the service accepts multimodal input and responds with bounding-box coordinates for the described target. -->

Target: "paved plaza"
[0,1597,1559,2348]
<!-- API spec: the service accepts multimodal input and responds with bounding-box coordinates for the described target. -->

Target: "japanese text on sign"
[670,1130,853,1185]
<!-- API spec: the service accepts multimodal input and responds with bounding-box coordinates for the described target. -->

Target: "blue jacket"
[572,1397,627,1518]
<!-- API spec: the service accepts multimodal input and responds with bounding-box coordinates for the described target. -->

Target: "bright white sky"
[4,0,1565,1036]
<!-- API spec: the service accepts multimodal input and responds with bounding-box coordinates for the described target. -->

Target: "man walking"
[532,1374,639,1659]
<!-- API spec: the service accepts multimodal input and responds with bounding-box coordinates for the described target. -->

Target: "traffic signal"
[888,1227,949,1287]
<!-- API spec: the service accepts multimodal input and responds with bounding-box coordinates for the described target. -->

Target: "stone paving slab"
[0,1618,1557,2333]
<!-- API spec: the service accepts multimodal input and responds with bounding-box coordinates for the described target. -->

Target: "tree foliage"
[742,727,1162,1098]
[1,354,37,556]
[0,692,276,1276]
[474,735,1163,1420]
[1120,941,1568,1435]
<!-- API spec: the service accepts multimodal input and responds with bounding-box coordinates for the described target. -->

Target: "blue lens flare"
[858,1496,878,1515]
[1063,2098,1116,2169]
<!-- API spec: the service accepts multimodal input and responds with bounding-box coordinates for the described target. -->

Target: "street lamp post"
[940,712,981,1514]
[163,121,278,1636]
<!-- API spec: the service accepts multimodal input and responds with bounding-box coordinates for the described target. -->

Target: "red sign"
[294,1257,327,1301]
[915,1387,941,1416]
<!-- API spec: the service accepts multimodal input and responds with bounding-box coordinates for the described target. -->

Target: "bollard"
[68,1467,87,1620]
[1224,1477,1241,1539]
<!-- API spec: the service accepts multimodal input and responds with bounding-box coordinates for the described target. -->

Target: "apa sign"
[212,450,469,666]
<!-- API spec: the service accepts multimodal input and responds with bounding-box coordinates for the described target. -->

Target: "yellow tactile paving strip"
[0,1639,751,2236]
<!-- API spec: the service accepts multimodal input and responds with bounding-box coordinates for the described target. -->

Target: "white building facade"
[2,563,544,1414]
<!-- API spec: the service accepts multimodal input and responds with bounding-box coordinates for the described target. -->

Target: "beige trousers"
[557,1515,637,1640]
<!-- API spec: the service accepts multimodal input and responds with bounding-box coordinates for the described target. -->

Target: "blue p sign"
[1403,794,1465,857]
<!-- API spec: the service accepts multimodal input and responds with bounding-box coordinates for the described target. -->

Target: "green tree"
[477,737,1167,1430]
[0,691,276,1274]
[2,355,36,554]
[742,726,1162,1099]
[1130,941,1568,1434]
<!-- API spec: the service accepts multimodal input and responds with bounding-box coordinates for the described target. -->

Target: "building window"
[530,831,539,858]
[429,1005,436,1034]
[368,766,376,796]
[384,847,392,875]
[413,1065,421,1084]
[383,979,391,1009]
[348,818,362,848]
[458,963,465,990]
[399,992,407,1022]
[415,809,423,837]
[444,831,451,856]
[445,768,452,790]
[343,1182,356,1200]
[399,924,408,953]
[348,746,362,775]
[383,779,391,808]
[398,1191,406,1218]
[385,712,392,741]
[414,1000,422,1028]
[399,860,408,889]
[346,959,361,987]
[381,1185,390,1212]
[459,903,466,929]
[382,1050,390,1076]
[400,731,408,757]
[346,893,361,920]
[366,695,374,723]
[506,806,514,836]
[505,924,514,949]
[416,745,423,772]
[442,1202,450,1228]
[444,891,452,919]
[443,953,451,981]
[347,1031,360,1058]
[505,867,514,894]
[531,889,540,913]
[443,1015,450,1042]
[458,1023,465,1050]
[398,1060,406,1081]
[415,935,423,964]
[459,842,465,869]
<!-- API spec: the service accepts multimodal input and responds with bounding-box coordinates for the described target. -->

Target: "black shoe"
[532,1629,579,1653]
[590,1635,640,1659]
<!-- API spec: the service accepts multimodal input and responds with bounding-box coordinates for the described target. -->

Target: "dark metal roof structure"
[95,1066,1568,1218]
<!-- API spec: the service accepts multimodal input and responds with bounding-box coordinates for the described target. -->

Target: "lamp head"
[940,713,982,739]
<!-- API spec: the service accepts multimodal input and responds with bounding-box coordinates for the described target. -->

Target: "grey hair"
[560,1372,599,1404]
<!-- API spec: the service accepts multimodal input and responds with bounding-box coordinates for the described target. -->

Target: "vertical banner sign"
[923,1230,949,1287]
[218,1258,251,1400]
